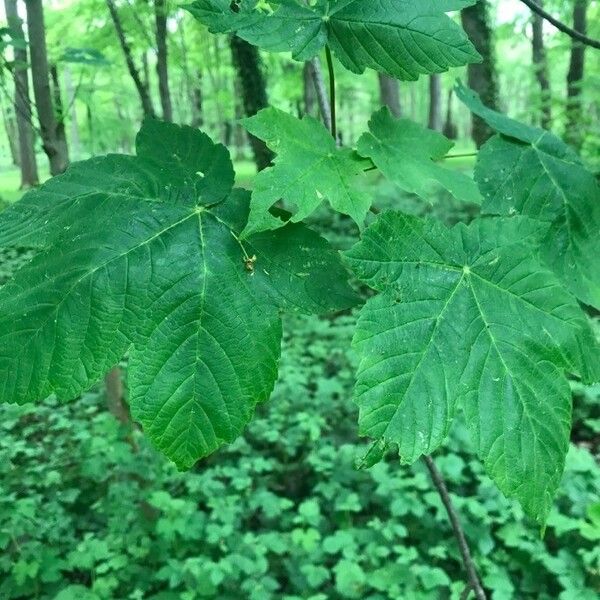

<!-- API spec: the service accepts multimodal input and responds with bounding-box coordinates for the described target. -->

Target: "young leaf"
[357,108,482,204]
[185,0,481,80]
[456,82,600,309]
[0,120,357,469]
[241,107,371,237]
[344,211,599,522]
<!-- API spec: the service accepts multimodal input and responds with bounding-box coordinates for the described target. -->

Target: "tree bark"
[50,64,69,168]
[1,99,20,167]
[378,73,401,117]
[229,35,273,171]
[461,0,499,147]
[154,0,173,121]
[428,74,443,131]
[106,0,156,118]
[443,89,458,140]
[191,72,204,128]
[5,0,38,187]
[302,62,316,117]
[24,0,68,176]
[531,0,552,129]
[64,67,81,160]
[565,0,588,150]
[105,366,130,424]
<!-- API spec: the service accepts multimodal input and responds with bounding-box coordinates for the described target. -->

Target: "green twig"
[324,45,336,141]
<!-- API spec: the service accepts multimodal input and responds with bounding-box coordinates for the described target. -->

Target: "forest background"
[0,1,599,599]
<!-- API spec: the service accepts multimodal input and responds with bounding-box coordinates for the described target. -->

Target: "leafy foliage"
[344,211,599,522]
[0,120,355,468]
[242,107,370,236]
[456,82,600,309]
[356,107,482,205]
[185,0,481,80]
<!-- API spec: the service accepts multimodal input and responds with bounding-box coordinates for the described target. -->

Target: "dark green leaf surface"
[0,121,356,469]
[345,211,599,522]
[456,82,600,309]
[241,107,371,236]
[185,0,481,80]
[357,108,482,204]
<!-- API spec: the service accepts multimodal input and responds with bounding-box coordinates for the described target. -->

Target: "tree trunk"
[461,0,499,147]
[428,74,443,131]
[302,62,316,117]
[191,71,204,128]
[229,35,273,171]
[50,64,70,168]
[443,89,458,140]
[565,0,587,150]
[105,366,130,424]
[531,0,551,129]
[5,0,38,187]
[1,99,20,167]
[64,67,81,159]
[154,0,173,121]
[24,0,68,176]
[378,73,401,117]
[106,0,156,118]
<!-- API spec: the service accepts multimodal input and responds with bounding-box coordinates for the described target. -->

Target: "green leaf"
[185,0,481,80]
[0,120,356,469]
[357,108,482,204]
[456,82,600,309]
[0,120,235,249]
[241,107,371,237]
[344,211,600,522]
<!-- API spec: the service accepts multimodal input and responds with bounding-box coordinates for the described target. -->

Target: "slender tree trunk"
[1,100,20,167]
[531,0,552,129]
[443,89,458,140]
[24,0,68,176]
[229,35,273,171]
[64,67,81,159]
[378,73,401,117]
[50,64,69,168]
[428,74,443,131]
[191,72,204,128]
[461,0,499,146]
[5,0,38,187]
[302,62,316,117]
[105,366,130,424]
[154,0,173,121]
[565,0,588,150]
[106,0,156,118]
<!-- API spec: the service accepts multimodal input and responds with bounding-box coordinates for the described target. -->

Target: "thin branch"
[518,0,600,49]
[324,45,337,140]
[423,455,487,600]
[442,152,478,159]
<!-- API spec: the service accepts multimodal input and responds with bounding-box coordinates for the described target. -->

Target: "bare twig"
[423,455,487,600]
[519,0,600,49]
